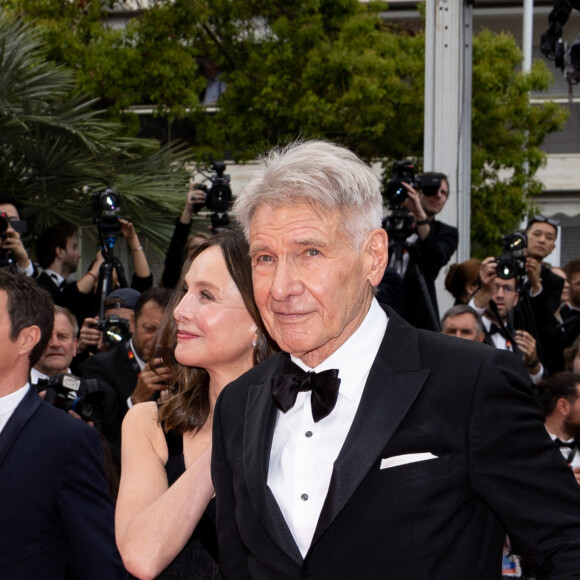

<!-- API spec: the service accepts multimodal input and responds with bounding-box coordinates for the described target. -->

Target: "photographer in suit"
[212,140,580,580]
[80,287,173,423]
[393,171,458,330]
[0,272,126,580]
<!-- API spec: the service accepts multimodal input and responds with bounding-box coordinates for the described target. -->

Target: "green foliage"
[0,12,192,255]
[470,29,568,257]
[1,1,569,257]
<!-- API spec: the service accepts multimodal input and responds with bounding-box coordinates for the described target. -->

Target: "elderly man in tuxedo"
[211,140,580,580]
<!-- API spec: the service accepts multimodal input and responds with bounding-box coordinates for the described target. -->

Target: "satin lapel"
[243,354,303,565]
[312,309,430,545]
[0,386,41,467]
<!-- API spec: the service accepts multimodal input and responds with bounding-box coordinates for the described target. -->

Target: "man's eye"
[201,290,214,300]
[256,255,273,263]
[306,249,320,257]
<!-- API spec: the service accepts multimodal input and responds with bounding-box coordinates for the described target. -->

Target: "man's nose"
[271,259,302,300]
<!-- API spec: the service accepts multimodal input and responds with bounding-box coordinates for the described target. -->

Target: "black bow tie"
[271,367,341,423]
[488,322,512,340]
[555,438,577,449]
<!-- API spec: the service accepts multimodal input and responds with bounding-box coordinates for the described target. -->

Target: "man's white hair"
[233,140,383,249]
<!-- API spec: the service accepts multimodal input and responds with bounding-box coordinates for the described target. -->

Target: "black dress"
[152,430,221,580]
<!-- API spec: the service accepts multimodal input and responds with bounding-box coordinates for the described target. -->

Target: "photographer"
[470,256,545,383]
[0,194,34,276]
[31,305,122,496]
[387,171,458,331]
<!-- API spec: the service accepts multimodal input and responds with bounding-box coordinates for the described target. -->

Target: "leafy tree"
[2,1,569,256]
[0,12,192,255]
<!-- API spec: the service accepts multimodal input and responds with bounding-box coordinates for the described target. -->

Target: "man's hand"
[513,330,540,371]
[473,257,498,309]
[130,358,173,405]
[0,228,31,270]
[180,183,206,224]
[525,256,542,295]
[77,317,102,355]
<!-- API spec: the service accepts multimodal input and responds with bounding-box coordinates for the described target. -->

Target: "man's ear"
[18,325,41,357]
[364,228,389,287]
[557,397,571,417]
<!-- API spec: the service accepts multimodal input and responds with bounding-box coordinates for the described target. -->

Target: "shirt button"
[301,493,309,501]
[305,431,313,438]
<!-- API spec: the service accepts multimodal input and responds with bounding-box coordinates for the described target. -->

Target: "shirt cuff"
[127,395,134,409]
[16,260,34,277]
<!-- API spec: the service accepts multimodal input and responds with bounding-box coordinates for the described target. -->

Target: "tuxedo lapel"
[0,386,41,467]
[312,309,429,546]
[243,354,303,565]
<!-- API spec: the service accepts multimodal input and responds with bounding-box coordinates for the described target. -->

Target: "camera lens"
[0,214,9,236]
[496,258,516,280]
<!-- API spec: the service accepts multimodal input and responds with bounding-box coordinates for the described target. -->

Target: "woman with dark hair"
[444,258,481,305]
[115,230,277,579]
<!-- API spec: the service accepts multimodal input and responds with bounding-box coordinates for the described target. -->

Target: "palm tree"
[0,12,192,255]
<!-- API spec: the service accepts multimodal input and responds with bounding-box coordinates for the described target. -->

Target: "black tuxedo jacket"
[35,271,94,327]
[0,387,127,580]
[80,342,140,422]
[212,307,580,580]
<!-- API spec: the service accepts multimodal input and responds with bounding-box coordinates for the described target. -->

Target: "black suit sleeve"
[58,422,127,579]
[415,221,458,280]
[212,389,251,580]
[470,349,580,576]
[161,220,192,289]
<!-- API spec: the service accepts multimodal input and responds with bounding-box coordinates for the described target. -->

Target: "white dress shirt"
[267,299,388,557]
[547,431,580,468]
[0,384,29,435]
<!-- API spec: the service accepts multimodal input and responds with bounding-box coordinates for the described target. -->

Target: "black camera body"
[416,173,443,197]
[97,315,131,349]
[37,373,104,422]
[198,161,232,213]
[0,212,28,269]
[385,161,416,206]
[93,189,122,243]
[496,232,527,281]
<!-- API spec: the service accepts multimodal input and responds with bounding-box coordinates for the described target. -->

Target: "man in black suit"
[35,221,104,327]
[0,272,126,580]
[80,286,173,423]
[211,140,580,579]
[394,172,458,331]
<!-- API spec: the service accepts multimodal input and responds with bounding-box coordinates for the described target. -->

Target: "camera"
[197,161,232,213]
[37,373,105,422]
[98,314,131,348]
[385,161,416,206]
[496,232,527,280]
[93,189,122,243]
[0,213,27,236]
[416,173,443,197]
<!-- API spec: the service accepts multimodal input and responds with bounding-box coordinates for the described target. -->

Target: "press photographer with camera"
[31,305,123,497]
[162,161,232,289]
[0,194,35,276]
[80,287,173,424]
[469,256,545,384]
[382,163,458,331]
